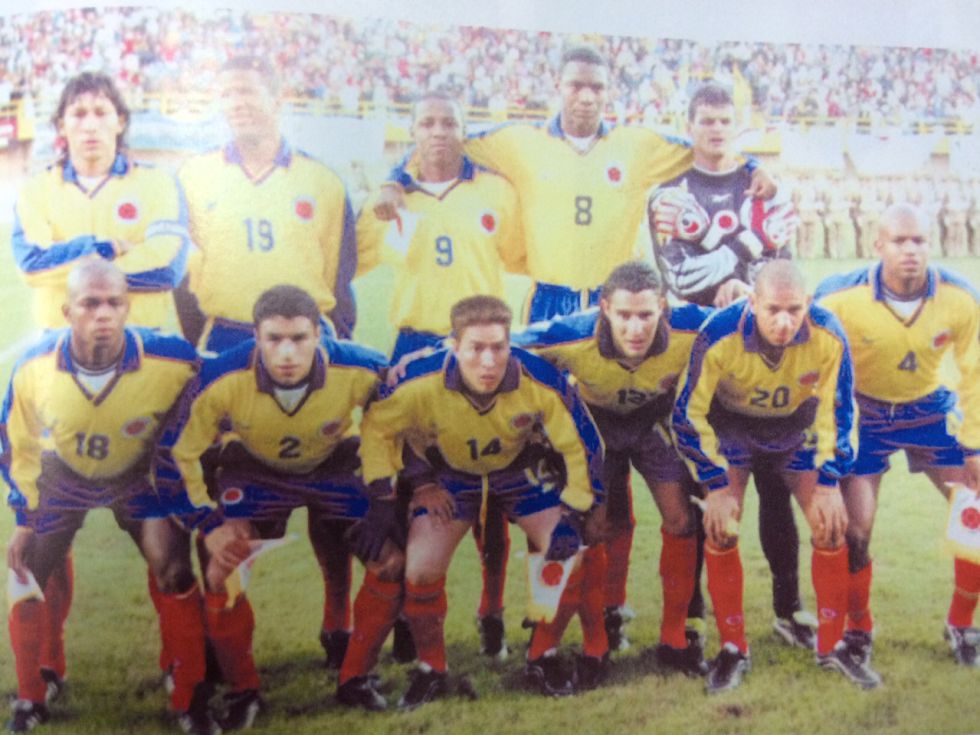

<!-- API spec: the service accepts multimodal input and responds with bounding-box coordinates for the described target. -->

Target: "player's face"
[63,275,130,363]
[256,316,320,387]
[559,61,608,138]
[689,104,737,162]
[453,323,511,397]
[57,92,126,177]
[601,289,665,362]
[750,283,810,347]
[412,98,464,173]
[876,213,930,292]
[219,69,280,146]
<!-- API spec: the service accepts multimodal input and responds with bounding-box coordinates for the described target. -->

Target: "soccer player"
[178,55,363,671]
[513,261,711,678]
[815,202,980,669]
[11,71,189,331]
[166,284,399,722]
[356,295,603,709]
[649,82,814,653]
[2,261,212,734]
[672,260,875,693]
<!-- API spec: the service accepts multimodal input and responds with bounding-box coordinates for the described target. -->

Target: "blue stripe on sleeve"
[11,211,110,273]
[668,303,714,332]
[813,266,870,301]
[330,195,358,339]
[511,310,599,350]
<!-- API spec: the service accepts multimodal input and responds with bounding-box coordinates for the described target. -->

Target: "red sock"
[40,555,73,679]
[579,545,609,658]
[705,543,747,653]
[474,509,510,617]
[339,572,403,684]
[321,554,353,633]
[527,565,584,660]
[948,557,980,628]
[812,546,849,655]
[147,571,173,674]
[660,530,697,649]
[157,584,207,712]
[603,525,634,609]
[404,578,448,672]
[9,600,46,703]
[204,591,261,692]
[847,561,874,633]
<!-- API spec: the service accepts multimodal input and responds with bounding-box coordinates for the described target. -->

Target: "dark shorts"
[211,438,368,538]
[525,282,601,323]
[852,390,970,476]
[708,401,818,476]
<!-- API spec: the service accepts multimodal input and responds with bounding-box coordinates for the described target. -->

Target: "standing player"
[356,295,603,709]
[2,261,213,734]
[178,55,362,669]
[167,285,400,723]
[815,203,980,669]
[672,261,877,693]
[649,82,813,653]
[513,261,711,678]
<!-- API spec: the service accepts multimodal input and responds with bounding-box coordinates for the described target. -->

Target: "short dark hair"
[560,45,607,72]
[450,295,512,338]
[220,55,279,95]
[411,91,464,124]
[53,72,129,152]
[253,285,320,327]
[601,261,664,300]
[688,82,734,121]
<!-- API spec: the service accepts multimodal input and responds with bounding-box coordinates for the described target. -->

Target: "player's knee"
[711,534,739,551]
[369,545,405,583]
[661,514,694,537]
[846,535,871,572]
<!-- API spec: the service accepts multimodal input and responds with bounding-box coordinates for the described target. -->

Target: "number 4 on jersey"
[898,351,917,372]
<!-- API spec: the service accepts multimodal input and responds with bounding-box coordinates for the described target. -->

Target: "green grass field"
[1,229,979,734]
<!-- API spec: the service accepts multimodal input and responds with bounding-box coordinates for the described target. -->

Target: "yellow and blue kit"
[359,347,603,516]
[179,139,359,345]
[0,327,198,532]
[169,337,386,528]
[359,156,525,346]
[392,116,694,321]
[12,154,190,330]
[815,264,980,473]
[672,300,855,490]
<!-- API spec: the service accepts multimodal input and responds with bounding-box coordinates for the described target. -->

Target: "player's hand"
[649,186,709,243]
[373,183,406,224]
[673,248,739,295]
[703,487,740,548]
[582,504,608,546]
[963,455,980,495]
[546,506,585,561]
[6,526,35,584]
[203,520,257,590]
[347,496,406,562]
[810,485,848,548]
[746,168,777,200]
[113,239,134,255]
[409,482,456,525]
[386,346,437,387]
[713,278,752,308]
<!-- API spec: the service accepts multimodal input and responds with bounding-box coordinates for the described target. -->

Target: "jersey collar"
[58,326,142,375]
[596,313,670,362]
[548,115,611,140]
[224,137,293,169]
[61,152,130,184]
[740,303,811,352]
[253,343,327,397]
[395,155,477,193]
[870,262,937,301]
[443,352,521,396]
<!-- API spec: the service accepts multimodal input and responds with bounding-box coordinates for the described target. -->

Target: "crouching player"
[167,285,400,724]
[2,262,212,734]
[816,202,980,669]
[513,261,711,678]
[354,295,603,709]
[672,261,876,692]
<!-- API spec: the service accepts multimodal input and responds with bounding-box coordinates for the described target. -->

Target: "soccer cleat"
[6,701,49,733]
[477,614,508,661]
[391,616,417,664]
[772,610,818,650]
[336,676,387,712]
[604,606,632,652]
[524,653,574,697]
[843,629,874,667]
[215,689,262,731]
[320,629,351,670]
[705,643,750,694]
[398,666,449,710]
[654,641,709,678]
[39,669,65,706]
[573,653,608,692]
[817,641,882,689]
[944,623,979,668]
[175,682,221,735]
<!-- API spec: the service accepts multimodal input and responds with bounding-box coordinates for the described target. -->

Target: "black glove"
[545,506,585,561]
[347,496,405,562]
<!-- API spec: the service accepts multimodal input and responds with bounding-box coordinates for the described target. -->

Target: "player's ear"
[62,302,71,322]
[599,297,610,317]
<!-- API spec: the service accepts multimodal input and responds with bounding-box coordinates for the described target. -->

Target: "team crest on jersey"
[511,412,535,430]
[658,374,678,392]
[294,197,315,221]
[933,331,951,349]
[799,371,820,386]
[221,488,245,505]
[605,162,625,187]
[961,507,980,530]
[320,420,341,436]
[122,417,152,438]
[115,199,140,223]
[480,211,497,234]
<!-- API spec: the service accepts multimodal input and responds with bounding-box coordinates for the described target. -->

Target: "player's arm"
[812,331,856,487]
[494,178,528,275]
[168,378,229,513]
[353,194,387,277]
[322,191,358,338]
[0,369,45,521]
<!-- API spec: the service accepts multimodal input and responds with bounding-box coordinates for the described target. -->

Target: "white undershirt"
[420,178,457,197]
[76,364,117,395]
[882,286,924,319]
[565,133,597,152]
[77,174,109,192]
[274,383,309,413]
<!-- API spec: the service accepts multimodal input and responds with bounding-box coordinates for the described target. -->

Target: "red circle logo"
[123,418,150,436]
[481,213,496,233]
[295,199,314,220]
[541,561,564,586]
[799,371,820,386]
[961,507,980,530]
[117,202,138,221]
[607,167,622,183]
[718,213,735,229]
[511,413,533,429]
[933,332,950,349]
[321,421,341,436]
[221,488,244,505]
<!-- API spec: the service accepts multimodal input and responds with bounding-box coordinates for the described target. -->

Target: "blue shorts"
[524,282,601,323]
[15,454,167,535]
[202,315,336,355]
[708,400,818,476]
[210,438,368,537]
[851,390,971,476]
[390,329,445,365]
